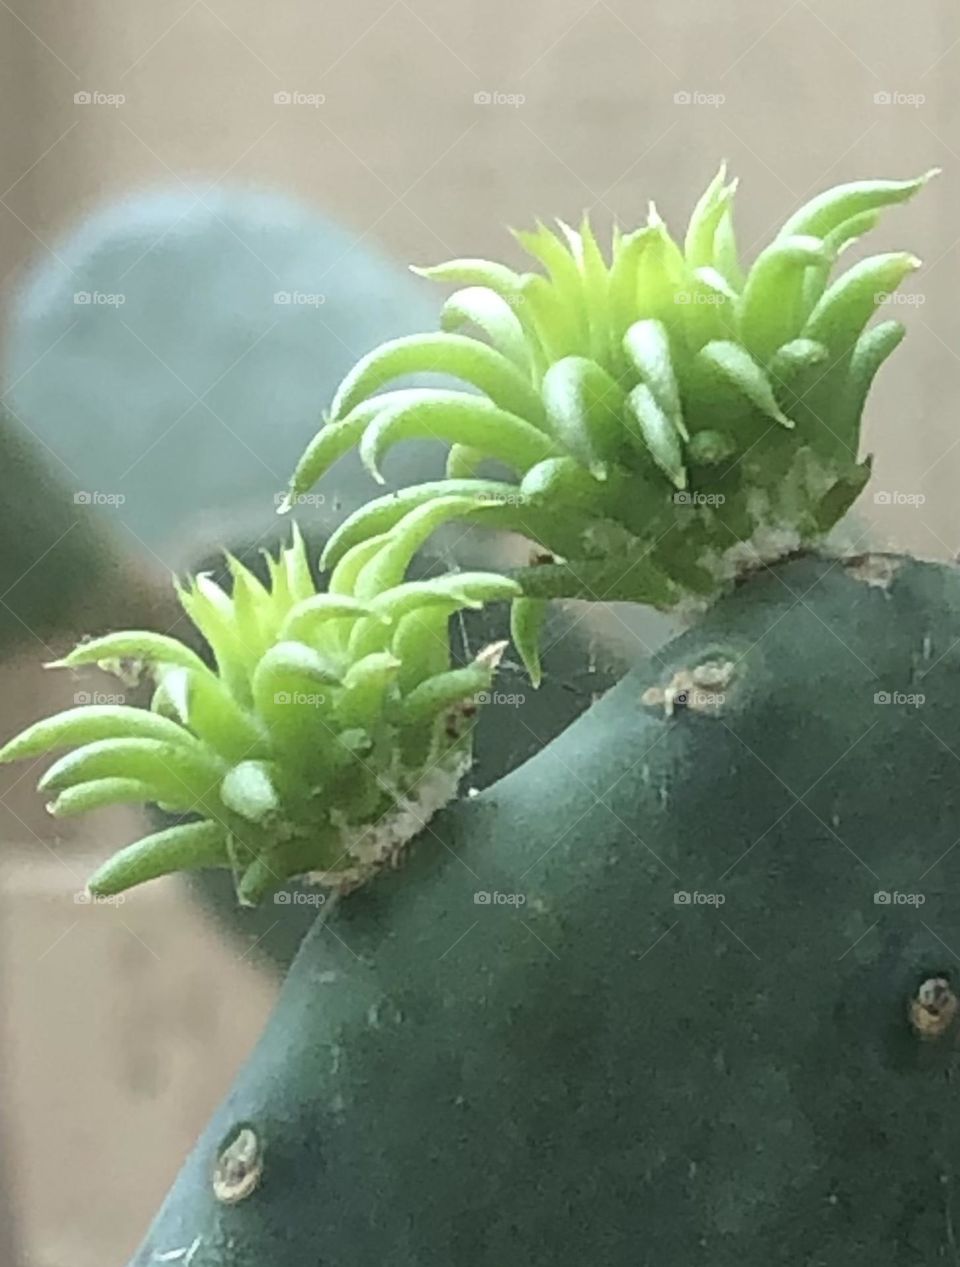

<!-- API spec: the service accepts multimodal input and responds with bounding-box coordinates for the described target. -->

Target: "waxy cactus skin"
[128,556,960,1266]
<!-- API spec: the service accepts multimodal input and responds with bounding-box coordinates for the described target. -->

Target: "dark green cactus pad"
[0,409,134,649]
[129,554,960,1265]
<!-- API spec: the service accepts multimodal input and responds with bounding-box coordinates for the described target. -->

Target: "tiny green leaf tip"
[1,520,520,902]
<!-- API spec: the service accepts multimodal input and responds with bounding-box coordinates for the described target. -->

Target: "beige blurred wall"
[1,3,958,1263]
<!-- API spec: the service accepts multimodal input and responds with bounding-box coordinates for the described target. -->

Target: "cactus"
[3,187,444,551]
[123,555,960,1265]
[1,514,521,904]
[2,186,636,963]
[287,167,935,679]
[176,527,624,970]
[0,409,159,649]
[1,169,950,1263]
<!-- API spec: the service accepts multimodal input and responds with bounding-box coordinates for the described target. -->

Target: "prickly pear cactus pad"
[0,512,518,904]
[4,187,441,552]
[125,555,960,1266]
[289,169,934,633]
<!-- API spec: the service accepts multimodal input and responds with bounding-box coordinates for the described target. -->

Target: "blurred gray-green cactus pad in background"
[4,187,442,553]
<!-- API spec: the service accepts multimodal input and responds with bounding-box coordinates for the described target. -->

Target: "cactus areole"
[1,170,953,1263]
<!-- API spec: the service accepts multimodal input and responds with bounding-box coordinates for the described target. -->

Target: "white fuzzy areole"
[673,521,804,626]
[304,751,471,892]
[843,553,902,590]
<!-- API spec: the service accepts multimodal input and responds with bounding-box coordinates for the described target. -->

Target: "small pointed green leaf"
[371,573,521,623]
[328,533,393,598]
[354,496,492,600]
[623,318,686,438]
[777,171,937,240]
[514,221,583,302]
[279,594,376,644]
[802,252,920,354]
[609,226,657,337]
[0,705,197,763]
[319,480,521,572]
[843,319,906,427]
[712,205,744,290]
[684,165,736,269]
[284,394,409,505]
[392,607,451,694]
[176,575,250,702]
[359,393,554,485]
[519,272,582,364]
[87,820,229,897]
[411,258,524,301]
[330,332,546,428]
[38,738,224,806]
[541,355,626,475]
[738,235,829,362]
[154,666,267,764]
[47,777,172,818]
[799,210,881,319]
[441,286,530,369]
[251,641,342,704]
[50,632,208,676]
[510,596,548,687]
[400,660,498,726]
[221,760,281,823]
[624,383,687,488]
[335,652,401,730]
[697,340,794,428]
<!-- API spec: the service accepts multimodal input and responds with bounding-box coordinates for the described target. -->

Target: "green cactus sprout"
[287,167,935,678]
[0,507,518,904]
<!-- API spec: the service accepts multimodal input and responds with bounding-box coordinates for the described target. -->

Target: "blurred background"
[0,3,957,1262]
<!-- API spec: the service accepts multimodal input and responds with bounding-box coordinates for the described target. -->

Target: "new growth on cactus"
[287,167,934,677]
[0,511,518,903]
[2,164,950,1266]
[0,168,934,902]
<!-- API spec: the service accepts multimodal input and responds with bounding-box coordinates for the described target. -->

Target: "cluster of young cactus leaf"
[0,515,516,903]
[288,165,933,677]
[0,167,932,904]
